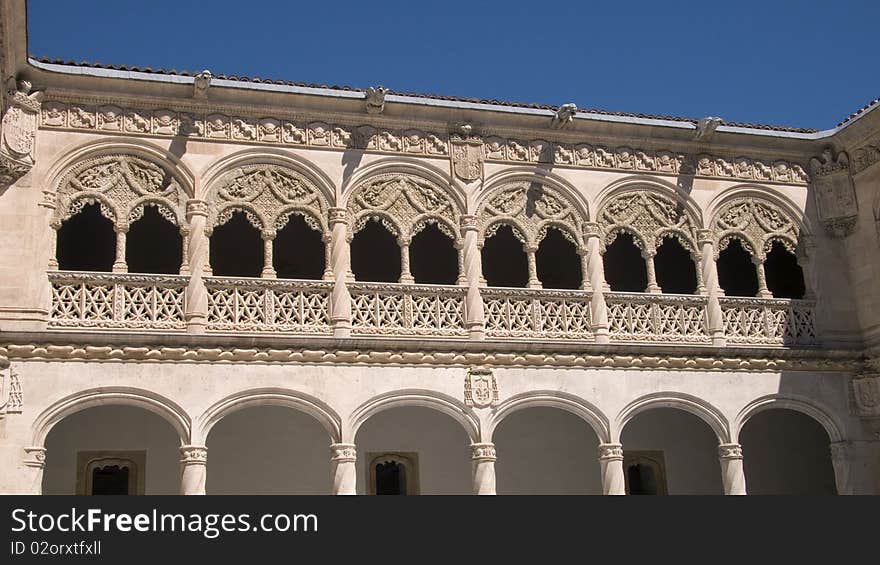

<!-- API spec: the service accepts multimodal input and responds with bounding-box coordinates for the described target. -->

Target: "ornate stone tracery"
[710,196,801,260]
[597,189,700,256]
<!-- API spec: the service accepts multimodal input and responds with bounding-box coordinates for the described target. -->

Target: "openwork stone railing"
[205,277,332,333]
[606,292,710,344]
[349,282,466,337]
[482,287,593,339]
[48,271,188,330]
[719,297,816,346]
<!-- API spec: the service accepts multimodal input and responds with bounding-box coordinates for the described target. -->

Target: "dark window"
[717,238,759,297]
[56,202,115,271]
[91,465,130,495]
[210,211,263,277]
[274,214,326,280]
[126,206,182,274]
[764,241,805,299]
[536,228,582,290]
[350,219,401,282]
[410,223,458,285]
[626,463,658,495]
[482,224,527,288]
[654,236,697,294]
[603,232,647,292]
[375,461,407,495]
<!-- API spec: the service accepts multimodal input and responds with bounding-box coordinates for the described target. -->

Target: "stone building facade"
[1,1,879,495]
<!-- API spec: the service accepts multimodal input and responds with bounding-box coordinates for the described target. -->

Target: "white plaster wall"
[620,409,724,495]
[42,405,179,495]
[494,407,602,495]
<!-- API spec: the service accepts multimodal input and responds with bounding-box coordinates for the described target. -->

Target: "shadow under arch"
[488,390,610,443]
[592,175,705,230]
[478,167,591,222]
[195,388,342,445]
[31,387,191,448]
[732,393,844,444]
[613,391,730,444]
[199,148,337,205]
[705,184,814,238]
[348,389,480,444]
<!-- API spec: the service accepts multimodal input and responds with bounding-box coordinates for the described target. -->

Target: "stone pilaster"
[330,443,357,495]
[179,445,208,495]
[471,442,497,495]
[598,443,625,495]
[717,443,746,495]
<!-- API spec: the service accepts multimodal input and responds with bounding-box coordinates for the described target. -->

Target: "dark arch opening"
[717,238,758,297]
[126,206,182,274]
[274,215,326,280]
[56,202,116,271]
[764,241,805,299]
[350,218,401,282]
[603,232,647,292]
[210,211,263,277]
[410,223,458,285]
[482,224,528,288]
[654,236,697,294]
[536,228,582,290]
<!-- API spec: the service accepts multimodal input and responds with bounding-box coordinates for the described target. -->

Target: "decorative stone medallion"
[464,365,498,408]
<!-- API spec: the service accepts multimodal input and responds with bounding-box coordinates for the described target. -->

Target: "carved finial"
[551,103,577,128]
[365,86,387,114]
[193,70,212,99]
[695,116,723,140]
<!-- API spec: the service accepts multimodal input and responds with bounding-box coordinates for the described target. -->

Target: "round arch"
[348,389,480,443]
[195,388,341,445]
[31,387,191,448]
[733,394,844,444]
[488,391,610,443]
[613,392,730,444]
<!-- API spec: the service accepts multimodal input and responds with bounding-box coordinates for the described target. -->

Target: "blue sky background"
[25,0,880,130]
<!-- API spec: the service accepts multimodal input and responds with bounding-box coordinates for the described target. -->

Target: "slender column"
[829,441,853,495]
[322,233,333,281]
[578,246,591,291]
[598,443,625,495]
[585,223,609,344]
[718,443,746,495]
[112,227,128,273]
[698,231,725,347]
[643,249,660,293]
[330,443,357,495]
[329,208,352,337]
[23,447,47,495]
[755,257,773,298]
[179,445,207,495]
[398,237,414,284]
[456,242,467,285]
[262,231,276,278]
[47,225,59,269]
[525,243,542,288]
[471,443,497,495]
[178,226,190,275]
[460,215,485,340]
[184,200,209,334]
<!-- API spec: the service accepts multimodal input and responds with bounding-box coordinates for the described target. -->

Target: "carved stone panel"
[852,375,880,418]
[464,365,498,408]
[450,134,483,182]
[0,81,42,188]
[810,148,857,238]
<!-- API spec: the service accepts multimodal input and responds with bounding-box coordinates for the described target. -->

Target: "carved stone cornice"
[39,97,810,185]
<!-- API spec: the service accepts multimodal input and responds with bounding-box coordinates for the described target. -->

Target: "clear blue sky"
[25,0,880,130]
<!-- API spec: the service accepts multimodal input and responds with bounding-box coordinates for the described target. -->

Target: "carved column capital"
[597,443,624,461]
[23,446,47,468]
[179,445,208,465]
[584,222,603,240]
[330,443,357,463]
[328,207,349,226]
[718,443,743,460]
[696,228,713,246]
[471,442,497,462]
[460,214,479,234]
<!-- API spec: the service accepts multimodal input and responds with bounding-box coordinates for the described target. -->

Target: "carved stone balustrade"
[349,282,467,337]
[482,287,594,340]
[205,277,332,334]
[605,292,710,344]
[719,297,816,346]
[48,271,188,330]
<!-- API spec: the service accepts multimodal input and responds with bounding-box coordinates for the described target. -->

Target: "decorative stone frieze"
[851,140,880,175]
[464,365,499,408]
[477,181,585,247]
[0,80,42,188]
[810,148,857,238]
[0,365,22,415]
[598,190,700,254]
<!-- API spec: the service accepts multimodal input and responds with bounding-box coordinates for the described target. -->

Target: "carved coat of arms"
[450,131,484,182]
[464,366,498,408]
[852,375,880,417]
[810,148,857,238]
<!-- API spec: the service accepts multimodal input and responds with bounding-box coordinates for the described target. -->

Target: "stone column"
[598,443,625,495]
[456,242,467,285]
[330,443,357,495]
[322,233,334,281]
[47,224,59,270]
[460,215,485,340]
[184,200,209,334]
[525,244,542,289]
[830,441,853,495]
[398,237,414,284]
[471,443,497,495]
[644,249,660,293]
[179,445,208,495]
[578,246,591,291]
[755,257,773,298]
[178,226,190,275]
[23,447,47,495]
[261,231,276,278]
[329,208,352,337]
[698,231,725,347]
[718,443,746,495]
[585,223,609,344]
[112,227,128,273]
